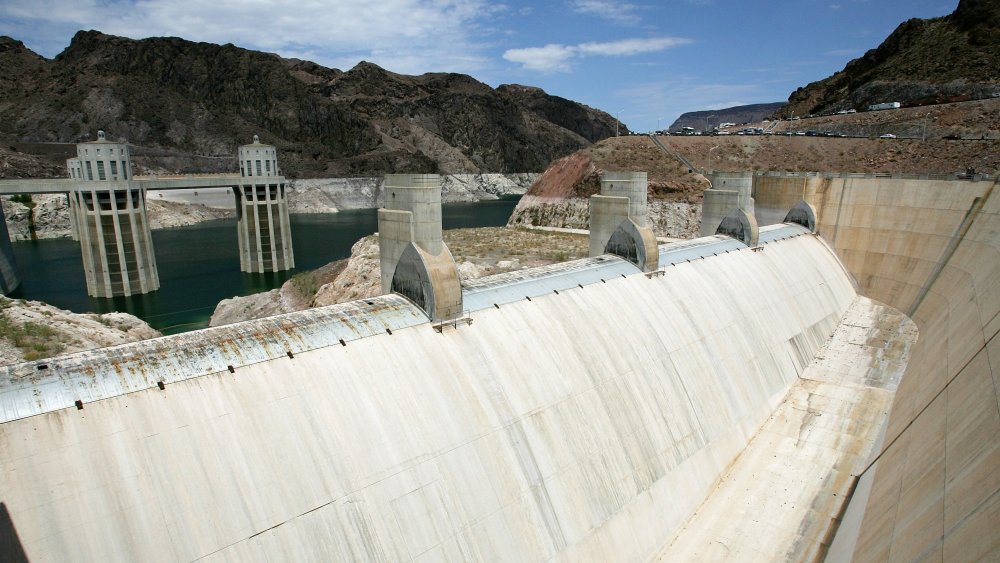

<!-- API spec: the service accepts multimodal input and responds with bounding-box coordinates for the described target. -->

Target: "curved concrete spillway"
[0,232,856,561]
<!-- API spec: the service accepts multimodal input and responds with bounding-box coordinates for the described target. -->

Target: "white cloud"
[502,44,578,72]
[503,37,690,72]
[0,0,498,74]
[571,0,641,25]
[578,37,690,56]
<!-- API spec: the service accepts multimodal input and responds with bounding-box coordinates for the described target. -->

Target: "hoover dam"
[0,171,997,561]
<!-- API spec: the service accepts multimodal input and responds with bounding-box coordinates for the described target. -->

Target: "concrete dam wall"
[816,178,1000,562]
[748,174,999,561]
[0,231,856,561]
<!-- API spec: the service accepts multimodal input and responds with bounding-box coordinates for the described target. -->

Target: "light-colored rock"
[1,197,33,240]
[440,173,537,202]
[0,297,161,365]
[2,194,72,240]
[210,266,330,327]
[312,236,383,307]
[286,174,536,214]
[209,289,285,328]
[287,177,380,212]
[508,196,702,239]
[146,199,234,229]
[457,260,489,280]
[496,259,519,270]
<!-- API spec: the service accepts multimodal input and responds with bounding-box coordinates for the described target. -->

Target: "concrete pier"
[0,216,19,294]
[378,174,462,321]
[235,136,294,273]
[699,171,755,237]
[0,133,295,296]
[589,171,659,271]
[68,131,159,298]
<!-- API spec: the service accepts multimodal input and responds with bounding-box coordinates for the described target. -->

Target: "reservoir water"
[9,199,519,334]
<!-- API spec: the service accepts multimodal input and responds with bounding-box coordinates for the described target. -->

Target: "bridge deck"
[0,174,279,195]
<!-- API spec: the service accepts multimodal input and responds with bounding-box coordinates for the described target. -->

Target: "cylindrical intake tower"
[600,171,649,226]
[69,131,158,298]
[383,174,444,254]
[235,135,294,273]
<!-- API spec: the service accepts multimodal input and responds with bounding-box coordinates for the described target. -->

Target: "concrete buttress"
[589,171,659,272]
[378,174,463,321]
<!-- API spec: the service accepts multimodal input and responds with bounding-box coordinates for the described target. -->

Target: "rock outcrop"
[311,236,382,307]
[780,0,1000,117]
[0,31,620,177]
[507,139,709,239]
[210,227,590,326]
[286,173,537,214]
[0,296,160,365]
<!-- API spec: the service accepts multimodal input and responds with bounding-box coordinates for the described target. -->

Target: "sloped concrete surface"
[0,234,854,561]
[654,297,915,561]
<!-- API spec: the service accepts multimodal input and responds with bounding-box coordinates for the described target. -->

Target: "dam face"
[0,229,856,561]
[1,174,996,561]
[749,173,1000,562]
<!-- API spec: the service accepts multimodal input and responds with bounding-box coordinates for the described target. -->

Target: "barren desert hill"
[780,0,1000,117]
[0,31,625,178]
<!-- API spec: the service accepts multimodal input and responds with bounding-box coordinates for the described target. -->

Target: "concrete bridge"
[0,132,294,298]
[0,170,996,561]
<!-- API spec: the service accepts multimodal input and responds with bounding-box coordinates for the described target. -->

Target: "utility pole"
[616,111,622,137]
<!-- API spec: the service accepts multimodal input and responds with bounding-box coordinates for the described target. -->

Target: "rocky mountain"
[0,31,622,177]
[668,102,785,132]
[780,0,1000,117]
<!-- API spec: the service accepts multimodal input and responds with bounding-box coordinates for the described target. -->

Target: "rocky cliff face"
[780,0,1000,117]
[286,173,537,213]
[507,139,709,239]
[0,296,160,365]
[0,31,620,177]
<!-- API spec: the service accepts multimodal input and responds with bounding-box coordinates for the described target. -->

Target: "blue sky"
[1,0,958,132]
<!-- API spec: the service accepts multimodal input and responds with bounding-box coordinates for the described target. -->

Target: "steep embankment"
[660,132,1000,175]
[780,0,1000,116]
[0,31,622,177]
[0,296,160,365]
[507,136,709,239]
[510,107,998,238]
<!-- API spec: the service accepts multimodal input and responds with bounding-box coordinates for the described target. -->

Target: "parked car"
[879,133,897,139]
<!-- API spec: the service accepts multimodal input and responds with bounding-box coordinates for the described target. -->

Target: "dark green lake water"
[9,199,519,334]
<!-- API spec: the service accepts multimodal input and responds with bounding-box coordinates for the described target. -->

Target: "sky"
[0,0,959,132]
